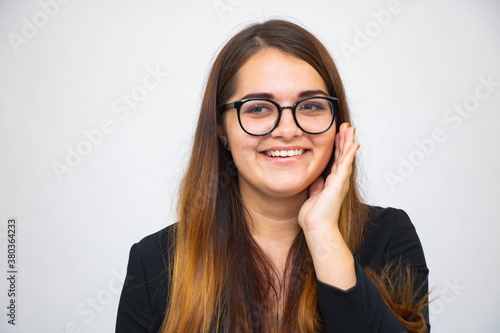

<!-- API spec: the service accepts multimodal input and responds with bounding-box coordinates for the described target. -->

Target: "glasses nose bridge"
[273,104,301,134]
[278,105,295,117]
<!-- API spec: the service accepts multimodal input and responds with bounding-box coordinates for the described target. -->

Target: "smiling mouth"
[264,149,306,158]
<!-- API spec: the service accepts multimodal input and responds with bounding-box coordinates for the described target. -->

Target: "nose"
[271,107,302,140]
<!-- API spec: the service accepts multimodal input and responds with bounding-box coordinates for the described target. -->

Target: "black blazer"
[116,206,429,332]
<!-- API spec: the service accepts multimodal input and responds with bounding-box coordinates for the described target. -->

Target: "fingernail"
[353,127,356,135]
[356,144,360,151]
[347,122,350,128]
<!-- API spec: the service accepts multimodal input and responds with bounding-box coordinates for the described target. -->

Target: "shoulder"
[134,224,176,257]
[131,223,176,278]
[358,205,427,271]
[361,205,415,246]
[365,205,413,230]
[117,224,176,332]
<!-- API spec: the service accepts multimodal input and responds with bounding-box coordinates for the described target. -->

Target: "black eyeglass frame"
[219,96,339,136]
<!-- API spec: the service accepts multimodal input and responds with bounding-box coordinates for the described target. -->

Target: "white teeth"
[264,149,305,157]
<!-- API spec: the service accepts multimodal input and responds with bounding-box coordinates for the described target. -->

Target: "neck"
[239,181,306,255]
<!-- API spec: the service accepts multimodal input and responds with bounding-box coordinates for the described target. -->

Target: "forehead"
[232,48,328,99]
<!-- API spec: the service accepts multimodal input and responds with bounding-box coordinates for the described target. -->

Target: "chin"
[266,183,309,198]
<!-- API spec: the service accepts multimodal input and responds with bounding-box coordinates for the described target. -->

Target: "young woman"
[116,20,429,333]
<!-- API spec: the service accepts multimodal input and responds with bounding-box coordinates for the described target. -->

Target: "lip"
[259,146,310,165]
[260,145,309,152]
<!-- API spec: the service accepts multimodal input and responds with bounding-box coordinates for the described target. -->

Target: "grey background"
[1,0,499,332]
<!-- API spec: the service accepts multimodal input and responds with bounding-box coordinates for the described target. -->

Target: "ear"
[217,123,228,147]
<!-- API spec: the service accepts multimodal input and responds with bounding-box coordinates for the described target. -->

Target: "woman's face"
[220,48,336,199]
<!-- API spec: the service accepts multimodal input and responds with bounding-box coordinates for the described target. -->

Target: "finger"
[334,122,347,165]
[336,124,353,165]
[341,126,355,161]
[338,122,348,157]
[334,130,341,162]
[326,143,357,190]
[331,129,359,179]
[338,142,360,173]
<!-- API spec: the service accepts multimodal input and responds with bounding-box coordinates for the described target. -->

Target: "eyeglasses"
[220,96,338,136]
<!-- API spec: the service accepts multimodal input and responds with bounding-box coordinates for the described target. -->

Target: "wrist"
[304,227,349,261]
[303,224,343,243]
[304,227,356,290]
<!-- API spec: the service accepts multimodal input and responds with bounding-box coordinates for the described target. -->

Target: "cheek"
[318,127,336,150]
[224,118,259,163]
[321,144,334,167]
[229,136,258,161]
[315,132,336,168]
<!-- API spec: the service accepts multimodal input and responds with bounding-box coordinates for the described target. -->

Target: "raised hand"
[298,122,360,234]
[298,122,360,290]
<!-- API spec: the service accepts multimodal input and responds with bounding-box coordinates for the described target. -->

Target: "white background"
[1,0,499,332]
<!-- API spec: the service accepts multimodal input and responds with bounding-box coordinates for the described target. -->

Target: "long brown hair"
[160,20,427,332]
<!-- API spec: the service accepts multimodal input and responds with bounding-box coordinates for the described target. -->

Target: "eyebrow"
[240,89,329,100]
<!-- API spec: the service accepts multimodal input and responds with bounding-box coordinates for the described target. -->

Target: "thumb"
[309,176,325,197]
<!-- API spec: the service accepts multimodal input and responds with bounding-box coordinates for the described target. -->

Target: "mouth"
[263,149,307,158]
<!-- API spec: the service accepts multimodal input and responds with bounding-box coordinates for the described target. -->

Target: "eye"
[301,103,322,111]
[297,98,332,116]
[241,102,276,117]
[299,102,327,114]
